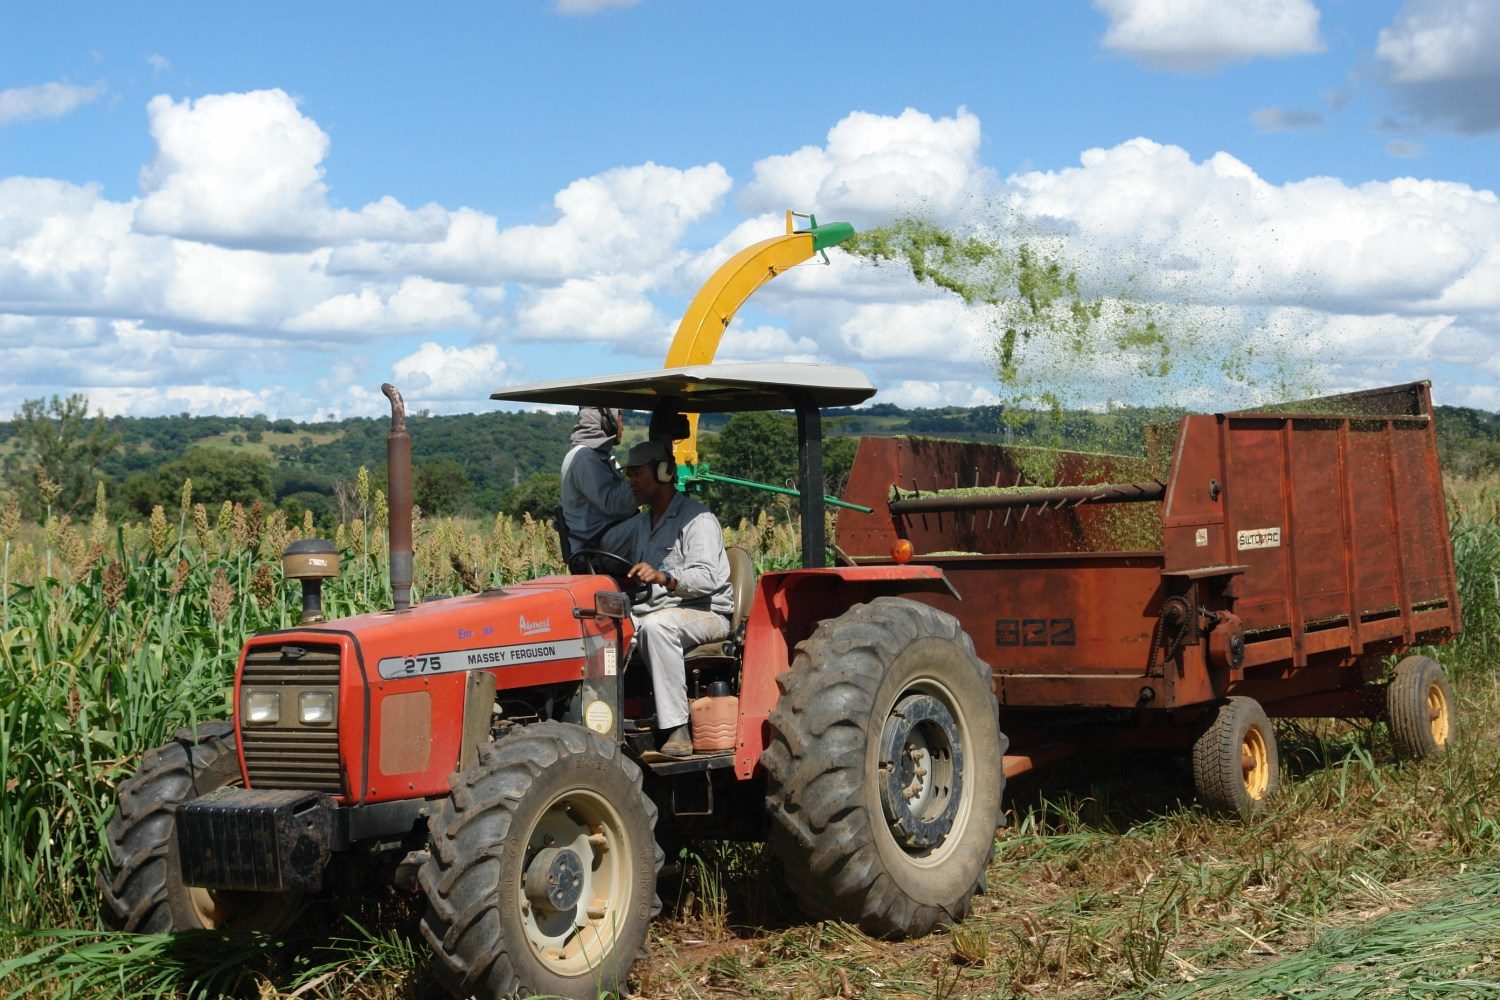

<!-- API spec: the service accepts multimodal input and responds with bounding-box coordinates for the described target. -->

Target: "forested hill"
[0,399,1494,524]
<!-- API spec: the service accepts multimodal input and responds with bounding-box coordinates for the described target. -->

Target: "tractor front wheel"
[98,721,300,933]
[419,722,662,1000]
[1387,655,1457,761]
[763,597,1006,939]
[1192,696,1280,818]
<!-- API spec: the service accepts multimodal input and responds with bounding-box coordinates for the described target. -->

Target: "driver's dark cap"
[624,439,673,468]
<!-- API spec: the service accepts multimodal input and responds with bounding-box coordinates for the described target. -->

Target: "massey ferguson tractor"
[99,363,1008,1000]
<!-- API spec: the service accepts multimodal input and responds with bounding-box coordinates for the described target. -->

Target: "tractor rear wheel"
[98,721,299,933]
[1387,655,1457,761]
[1192,696,1280,818]
[763,597,1005,939]
[419,722,662,1000]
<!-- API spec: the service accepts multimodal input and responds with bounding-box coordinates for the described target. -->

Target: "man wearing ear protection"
[559,406,637,553]
[602,439,732,757]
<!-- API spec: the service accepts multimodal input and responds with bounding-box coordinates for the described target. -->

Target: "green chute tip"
[809,221,855,252]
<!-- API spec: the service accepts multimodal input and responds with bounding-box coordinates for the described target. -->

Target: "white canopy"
[491,362,877,412]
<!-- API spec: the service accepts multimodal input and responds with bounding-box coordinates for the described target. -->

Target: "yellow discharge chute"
[665,212,854,465]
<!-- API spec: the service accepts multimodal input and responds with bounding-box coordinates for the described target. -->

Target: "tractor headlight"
[244,689,281,725]
[298,690,336,725]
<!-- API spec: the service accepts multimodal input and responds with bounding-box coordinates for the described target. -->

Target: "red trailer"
[836,381,1462,815]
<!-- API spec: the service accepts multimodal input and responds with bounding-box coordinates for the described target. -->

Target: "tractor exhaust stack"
[381,383,414,612]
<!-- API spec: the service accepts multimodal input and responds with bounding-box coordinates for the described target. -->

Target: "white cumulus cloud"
[1375,0,1500,133]
[1007,138,1500,315]
[134,90,449,250]
[514,274,666,345]
[836,298,991,363]
[879,381,1000,409]
[286,278,483,336]
[1095,0,1324,71]
[330,161,730,285]
[741,108,993,225]
[391,342,510,403]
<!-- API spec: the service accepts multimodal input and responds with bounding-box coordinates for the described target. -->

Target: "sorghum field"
[0,474,1495,998]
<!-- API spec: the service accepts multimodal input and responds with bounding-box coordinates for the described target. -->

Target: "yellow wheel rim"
[519,788,633,978]
[1240,727,1270,800]
[1427,683,1451,747]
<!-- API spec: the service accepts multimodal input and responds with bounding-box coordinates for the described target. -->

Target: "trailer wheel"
[419,722,661,1000]
[1387,655,1457,761]
[1192,697,1280,818]
[763,597,1005,939]
[98,721,299,933]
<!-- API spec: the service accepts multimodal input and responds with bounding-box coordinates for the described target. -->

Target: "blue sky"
[1,0,1496,419]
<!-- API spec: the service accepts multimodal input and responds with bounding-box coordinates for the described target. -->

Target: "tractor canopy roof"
[490,362,876,413]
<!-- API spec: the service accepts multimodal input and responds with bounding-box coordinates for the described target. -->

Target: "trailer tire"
[98,721,299,933]
[1387,655,1457,761]
[763,597,1005,939]
[1192,696,1279,819]
[419,722,662,1000]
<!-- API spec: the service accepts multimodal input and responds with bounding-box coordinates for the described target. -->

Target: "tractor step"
[640,748,735,776]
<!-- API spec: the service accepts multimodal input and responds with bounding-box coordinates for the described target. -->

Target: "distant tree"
[823,436,858,499]
[703,413,862,527]
[12,394,121,514]
[279,491,335,530]
[702,412,799,527]
[499,471,562,521]
[121,448,274,516]
[414,459,472,516]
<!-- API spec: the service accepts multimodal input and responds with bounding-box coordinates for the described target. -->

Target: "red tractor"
[100,364,1007,999]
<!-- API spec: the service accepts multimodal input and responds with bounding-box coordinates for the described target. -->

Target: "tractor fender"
[733,565,960,780]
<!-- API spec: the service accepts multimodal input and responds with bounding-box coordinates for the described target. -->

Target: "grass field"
[0,476,1494,998]
[194,428,345,458]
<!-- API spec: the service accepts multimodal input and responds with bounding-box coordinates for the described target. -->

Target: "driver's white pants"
[633,607,730,730]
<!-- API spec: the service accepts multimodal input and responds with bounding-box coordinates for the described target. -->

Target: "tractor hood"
[302,576,620,684]
[235,574,628,806]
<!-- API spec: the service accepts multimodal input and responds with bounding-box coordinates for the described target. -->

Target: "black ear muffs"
[600,408,621,441]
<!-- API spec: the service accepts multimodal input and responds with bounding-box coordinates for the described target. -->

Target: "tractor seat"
[683,545,755,667]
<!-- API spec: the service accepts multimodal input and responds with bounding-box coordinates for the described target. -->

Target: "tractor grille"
[240,643,345,795]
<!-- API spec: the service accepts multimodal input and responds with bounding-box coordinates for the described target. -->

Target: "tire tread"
[418,721,662,1000]
[763,597,1003,939]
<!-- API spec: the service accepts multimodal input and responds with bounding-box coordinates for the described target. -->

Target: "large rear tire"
[1387,655,1457,761]
[98,721,299,933]
[1192,696,1280,819]
[419,722,662,1000]
[763,597,1005,939]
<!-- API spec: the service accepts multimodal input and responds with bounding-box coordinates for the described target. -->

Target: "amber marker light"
[892,539,913,563]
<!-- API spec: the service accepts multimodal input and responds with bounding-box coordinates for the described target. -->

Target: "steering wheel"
[568,548,652,602]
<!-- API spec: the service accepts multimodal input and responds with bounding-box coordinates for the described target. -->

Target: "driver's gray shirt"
[601,492,733,617]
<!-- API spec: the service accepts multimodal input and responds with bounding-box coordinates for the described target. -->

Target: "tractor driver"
[602,439,733,757]
[559,406,638,554]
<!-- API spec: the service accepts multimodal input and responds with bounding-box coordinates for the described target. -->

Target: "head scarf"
[570,406,620,450]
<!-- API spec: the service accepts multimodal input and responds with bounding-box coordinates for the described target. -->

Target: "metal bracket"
[670,770,715,817]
